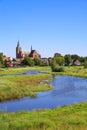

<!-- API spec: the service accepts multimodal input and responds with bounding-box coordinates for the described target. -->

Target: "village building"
[16,41,41,59]
[73,59,81,66]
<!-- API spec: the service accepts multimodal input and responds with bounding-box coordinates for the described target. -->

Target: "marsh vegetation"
[0,68,53,102]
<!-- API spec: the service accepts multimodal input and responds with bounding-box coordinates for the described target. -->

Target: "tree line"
[0,52,87,69]
[51,53,87,72]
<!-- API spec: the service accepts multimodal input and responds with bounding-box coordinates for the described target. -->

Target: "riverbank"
[48,66,87,78]
[0,101,87,130]
[43,66,87,79]
[0,66,50,75]
[1,66,87,78]
[0,74,53,102]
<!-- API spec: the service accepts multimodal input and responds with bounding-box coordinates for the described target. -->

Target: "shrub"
[21,57,34,66]
[52,65,64,72]
[51,58,64,72]
[83,61,87,68]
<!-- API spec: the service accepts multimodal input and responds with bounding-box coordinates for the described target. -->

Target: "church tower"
[16,41,22,58]
[31,45,32,52]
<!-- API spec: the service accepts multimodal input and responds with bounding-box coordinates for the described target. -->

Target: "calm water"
[0,74,87,112]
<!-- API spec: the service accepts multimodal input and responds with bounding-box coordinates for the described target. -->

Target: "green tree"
[55,56,65,66]
[51,58,64,72]
[64,54,72,66]
[53,53,64,66]
[33,58,41,66]
[54,53,62,57]
[71,54,80,60]
[22,57,34,66]
[51,55,65,72]
[51,58,56,71]
[0,53,4,67]
[83,61,87,68]
[80,56,86,64]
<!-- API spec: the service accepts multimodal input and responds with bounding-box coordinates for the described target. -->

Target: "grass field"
[0,102,87,130]
[1,66,87,78]
[0,74,53,102]
[0,66,50,75]
[58,66,87,78]
[47,66,87,78]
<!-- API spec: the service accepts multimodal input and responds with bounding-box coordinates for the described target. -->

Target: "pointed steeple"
[31,45,32,52]
[17,40,20,47]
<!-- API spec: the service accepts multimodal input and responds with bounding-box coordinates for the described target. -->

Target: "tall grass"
[0,74,53,102]
[0,102,87,130]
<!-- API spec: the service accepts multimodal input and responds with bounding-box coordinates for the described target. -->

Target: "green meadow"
[0,66,87,130]
[0,66,87,78]
[0,66,50,75]
[57,66,87,78]
[0,74,53,102]
[0,102,87,130]
[47,66,87,78]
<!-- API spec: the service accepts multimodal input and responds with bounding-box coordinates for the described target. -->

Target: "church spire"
[17,40,20,47]
[31,45,32,52]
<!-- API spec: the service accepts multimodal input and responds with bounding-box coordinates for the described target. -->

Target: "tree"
[83,61,87,68]
[80,56,86,64]
[71,54,80,60]
[33,58,41,66]
[51,58,56,71]
[51,58,64,72]
[55,56,65,66]
[53,53,64,66]
[0,53,4,67]
[21,57,34,66]
[54,53,62,57]
[64,54,72,66]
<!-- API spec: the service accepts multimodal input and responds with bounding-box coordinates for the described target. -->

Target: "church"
[16,41,41,59]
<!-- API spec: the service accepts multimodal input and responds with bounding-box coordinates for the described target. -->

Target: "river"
[0,71,87,112]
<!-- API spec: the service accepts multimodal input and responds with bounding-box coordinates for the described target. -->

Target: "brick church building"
[16,41,41,59]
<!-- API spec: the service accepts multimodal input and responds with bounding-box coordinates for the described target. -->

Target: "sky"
[0,0,87,58]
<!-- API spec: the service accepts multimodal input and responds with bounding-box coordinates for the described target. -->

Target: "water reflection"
[25,70,39,75]
[0,75,87,112]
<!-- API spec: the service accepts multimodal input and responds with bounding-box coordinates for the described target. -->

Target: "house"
[73,59,81,66]
[3,56,13,67]
[41,58,52,66]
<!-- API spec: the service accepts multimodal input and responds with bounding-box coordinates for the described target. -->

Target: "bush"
[21,57,34,66]
[52,65,64,72]
[83,61,87,68]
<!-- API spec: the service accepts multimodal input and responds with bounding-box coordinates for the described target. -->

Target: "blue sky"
[0,0,87,58]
